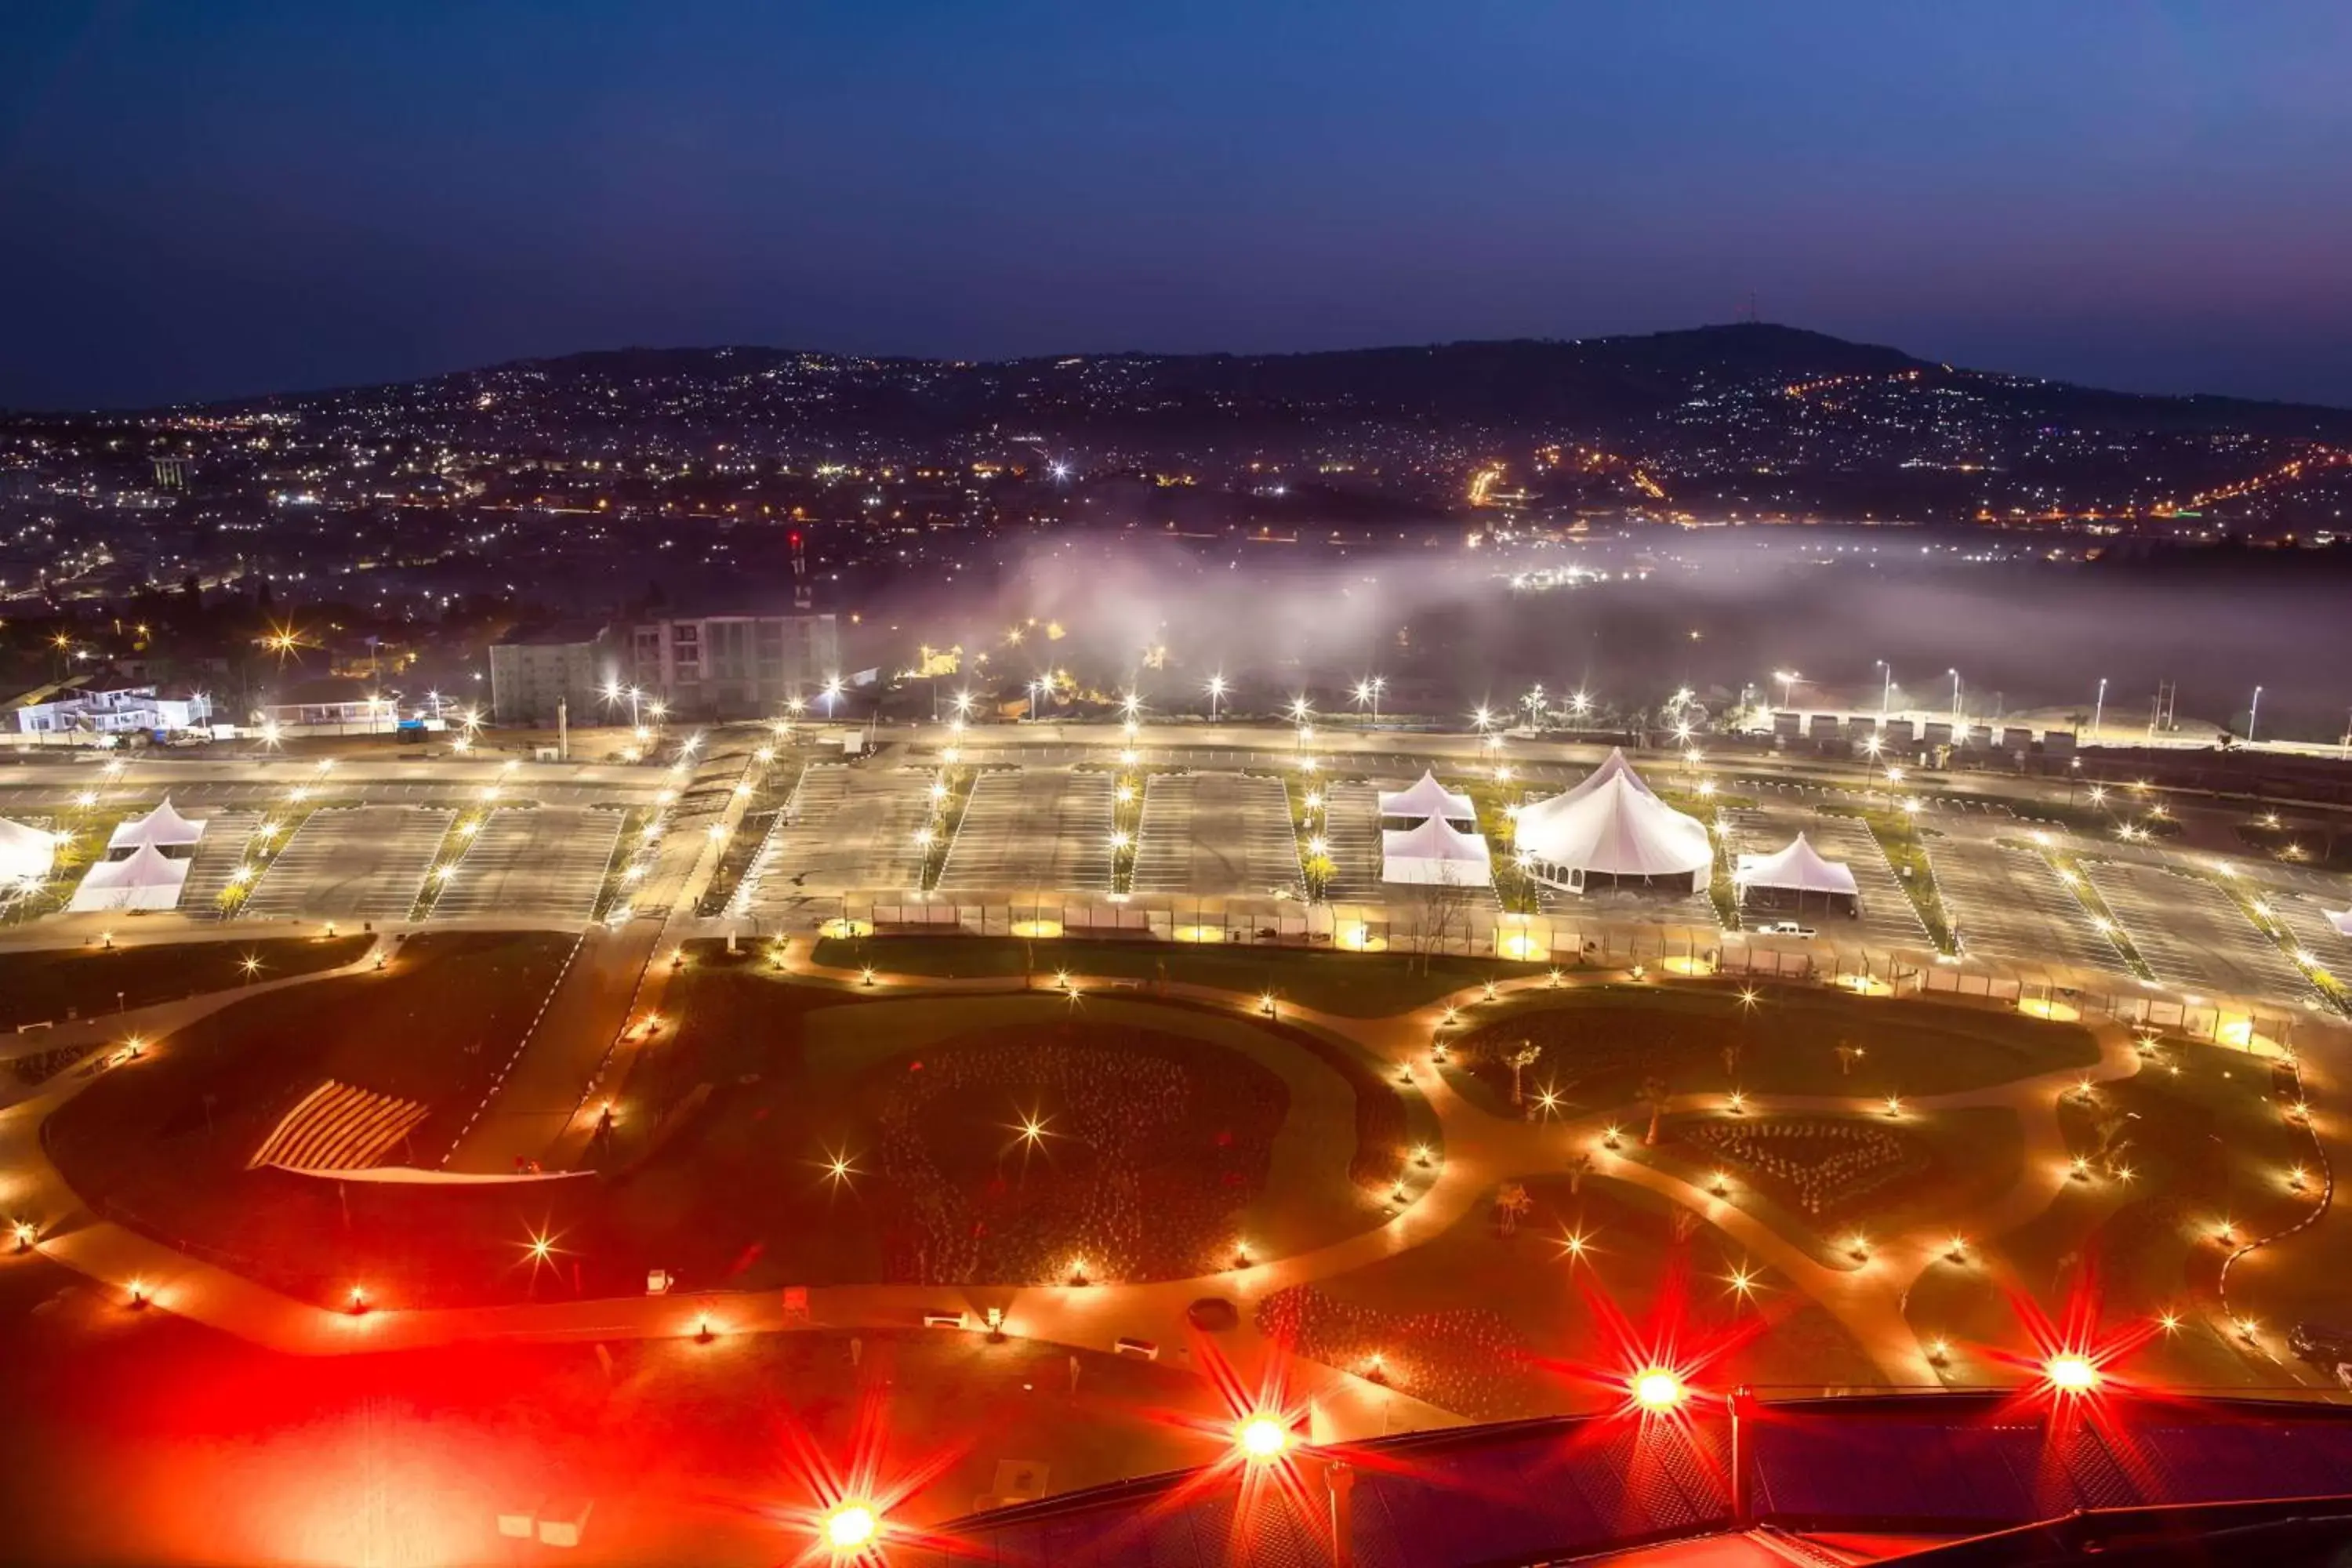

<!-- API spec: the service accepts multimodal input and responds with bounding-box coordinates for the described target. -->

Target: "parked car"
[1753,920,1817,938]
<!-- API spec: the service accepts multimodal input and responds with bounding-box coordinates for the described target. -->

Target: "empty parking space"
[2276,895,2352,973]
[739,764,933,910]
[1318,781,1388,902]
[175,808,262,913]
[1131,771,1300,898]
[241,806,452,922]
[937,769,1112,892]
[1931,837,2119,972]
[432,806,622,920]
[2082,860,2312,1002]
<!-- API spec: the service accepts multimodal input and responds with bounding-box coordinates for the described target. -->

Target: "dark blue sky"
[6,2,2350,409]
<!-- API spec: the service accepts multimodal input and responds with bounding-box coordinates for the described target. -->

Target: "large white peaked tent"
[67,840,190,913]
[1735,833,1860,901]
[1515,757,1711,893]
[0,816,56,887]
[1555,747,1659,805]
[1381,813,1493,886]
[108,797,207,853]
[1377,770,1475,823]
[2327,908,2352,939]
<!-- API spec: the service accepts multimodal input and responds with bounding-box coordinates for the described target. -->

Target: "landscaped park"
[24,924,2340,1435]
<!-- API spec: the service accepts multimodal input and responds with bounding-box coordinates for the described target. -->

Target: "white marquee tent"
[108,797,207,854]
[2327,908,2352,939]
[1555,747,1659,805]
[1735,833,1860,903]
[1377,770,1475,823]
[1381,813,1494,887]
[1514,760,1711,893]
[0,816,56,887]
[67,840,191,913]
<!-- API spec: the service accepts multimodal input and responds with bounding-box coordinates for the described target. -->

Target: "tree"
[1301,851,1336,900]
[1405,869,1475,975]
[1641,1075,1673,1146]
[1494,1182,1531,1235]
[1506,1042,1541,1106]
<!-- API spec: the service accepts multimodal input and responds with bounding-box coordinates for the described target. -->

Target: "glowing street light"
[1352,675,1385,728]
[1207,673,1228,724]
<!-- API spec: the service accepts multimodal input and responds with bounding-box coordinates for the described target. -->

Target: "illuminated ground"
[5,927,2348,1563]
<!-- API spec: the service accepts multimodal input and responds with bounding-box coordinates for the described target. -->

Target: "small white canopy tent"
[1514,764,1711,893]
[0,816,56,887]
[1381,813,1494,886]
[108,797,207,854]
[1735,833,1860,901]
[2326,908,2352,939]
[67,840,191,913]
[1377,770,1475,823]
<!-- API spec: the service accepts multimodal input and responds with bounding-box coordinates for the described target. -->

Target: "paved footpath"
[6,911,2240,1443]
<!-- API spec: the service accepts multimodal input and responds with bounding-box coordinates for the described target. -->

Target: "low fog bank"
[865,531,2350,742]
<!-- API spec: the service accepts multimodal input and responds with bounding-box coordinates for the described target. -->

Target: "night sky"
[5,2,2350,410]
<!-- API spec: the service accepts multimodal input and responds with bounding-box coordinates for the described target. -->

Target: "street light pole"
[1876,660,1891,724]
[2248,684,2263,744]
[1947,669,1962,731]
[2090,677,2106,745]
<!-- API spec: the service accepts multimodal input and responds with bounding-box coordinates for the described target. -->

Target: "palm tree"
[1641,1075,1673,1146]
[1494,1182,1532,1235]
[1507,1042,1541,1105]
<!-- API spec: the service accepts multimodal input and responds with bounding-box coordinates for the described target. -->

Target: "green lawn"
[599,960,1419,1298]
[810,934,1534,1015]
[1256,1173,1887,1421]
[0,934,375,1030]
[1446,983,2100,1116]
[42,931,583,1303]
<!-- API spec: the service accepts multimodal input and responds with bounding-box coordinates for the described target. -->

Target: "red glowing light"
[1631,1367,1686,1410]
[1236,1414,1290,1461]
[2045,1352,2099,1394]
[822,1501,878,1552]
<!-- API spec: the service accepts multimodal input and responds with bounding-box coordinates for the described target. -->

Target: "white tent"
[0,816,55,887]
[2327,909,2352,939]
[1736,833,1860,900]
[108,797,207,853]
[1377,769,1475,823]
[1555,747,1660,806]
[67,840,191,913]
[1381,813,1494,886]
[1514,768,1712,892]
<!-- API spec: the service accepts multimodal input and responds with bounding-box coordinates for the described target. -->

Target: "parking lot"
[1725,805,1926,948]
[1131,771,1301,897]
[738,764,934,911]
[175,808,261,913]
[1317,781,1388,902]
[240,805,452,922]
[2276,895,2352,973]
[2082,859,2313,1002]
[936,768,1113,892]
[432,806,622,920]
[1930,837,2122,973]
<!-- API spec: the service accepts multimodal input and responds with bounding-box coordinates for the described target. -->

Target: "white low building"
[10,681,212,738]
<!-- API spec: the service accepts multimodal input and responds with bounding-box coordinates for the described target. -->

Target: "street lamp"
[1773,670,1802,710]
[2090,677,2107,744]
[2248,684,2263,744]
[1875,660,1892,723]
[1947,669,1962,731]
[822,675,844,719]
[1352,676,1385,728]
[1207,673,1227,724]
